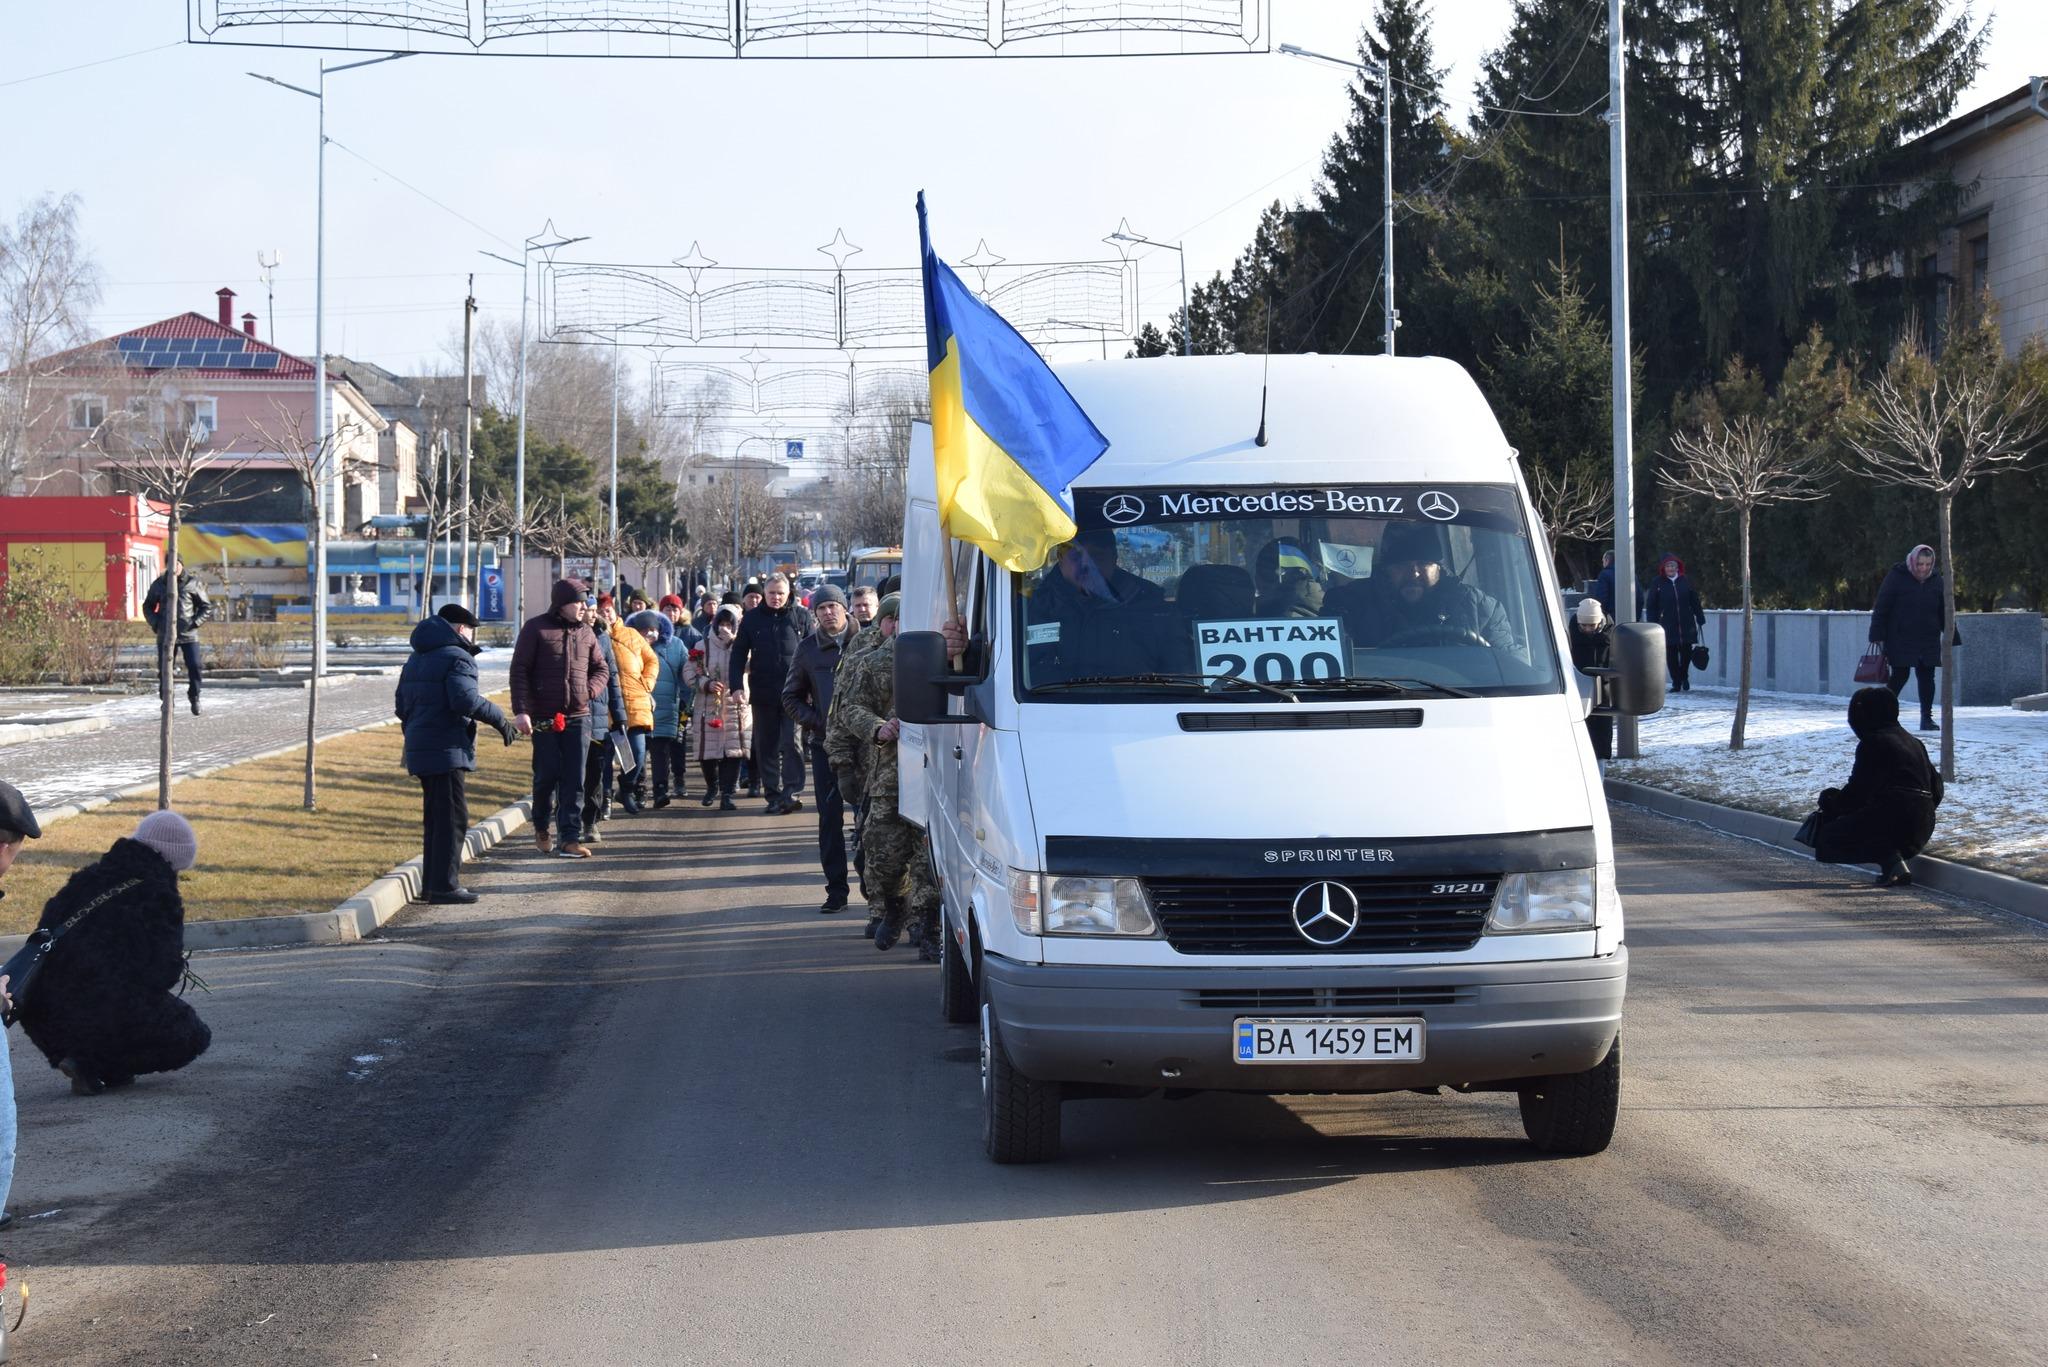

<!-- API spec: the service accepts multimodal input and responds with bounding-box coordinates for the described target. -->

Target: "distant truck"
[893,354,1665,1163]
[846,546,902,594]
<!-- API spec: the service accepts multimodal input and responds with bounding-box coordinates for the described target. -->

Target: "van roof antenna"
[1253,300,1272,447]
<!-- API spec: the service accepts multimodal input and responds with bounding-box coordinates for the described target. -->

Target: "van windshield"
[1015,483,1561,700]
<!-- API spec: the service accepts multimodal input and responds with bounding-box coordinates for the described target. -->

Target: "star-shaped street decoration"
[817,229,862,270]
[960,238,1007,292]
[672,240,717,291]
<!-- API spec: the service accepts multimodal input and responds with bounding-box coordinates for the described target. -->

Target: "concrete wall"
[1693,609,2046,706]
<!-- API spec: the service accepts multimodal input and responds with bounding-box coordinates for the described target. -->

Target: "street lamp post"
[1107,224,1191,356]
[248,50,413,684]
[482,225,588,622]
[1278,42,1398,355]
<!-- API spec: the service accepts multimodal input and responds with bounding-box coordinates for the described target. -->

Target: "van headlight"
[1486,868,1597,933]
[1008,871,1159,937]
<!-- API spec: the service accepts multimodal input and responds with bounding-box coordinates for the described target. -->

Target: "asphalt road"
[6,802,2044,1366]
[2,661,507,814]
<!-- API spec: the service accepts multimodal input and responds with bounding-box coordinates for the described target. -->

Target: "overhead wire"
[0,40,183,89]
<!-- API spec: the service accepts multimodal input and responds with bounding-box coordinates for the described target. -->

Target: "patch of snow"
[1609,688,2048,881]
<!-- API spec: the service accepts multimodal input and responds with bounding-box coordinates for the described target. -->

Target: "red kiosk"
[0,495,169,620]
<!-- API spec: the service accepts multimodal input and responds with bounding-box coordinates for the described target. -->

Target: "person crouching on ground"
[1806,686,1943,888]
[18,810,212,1096]
[509,577,609,860]
[684,604,751,809]
[396,602,515,905]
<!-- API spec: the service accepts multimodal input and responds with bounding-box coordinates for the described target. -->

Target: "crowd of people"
[397,570,947,953]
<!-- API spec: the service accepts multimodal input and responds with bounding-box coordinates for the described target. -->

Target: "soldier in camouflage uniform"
[827,594,941,954]
[824,618,884,930]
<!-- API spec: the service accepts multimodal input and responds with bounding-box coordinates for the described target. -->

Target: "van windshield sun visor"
[1070,484,1525,535]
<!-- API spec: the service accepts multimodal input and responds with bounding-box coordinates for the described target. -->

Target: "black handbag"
[1690,643,1710,670]
[1,877,140,1026]
[1792,812,1823,848]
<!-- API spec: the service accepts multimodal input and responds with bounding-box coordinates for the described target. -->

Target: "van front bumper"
[983,949,1626,1093]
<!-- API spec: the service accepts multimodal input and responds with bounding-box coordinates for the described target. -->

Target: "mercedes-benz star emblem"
[1102,493,1146,525]
[1417,489,1460,521]
[1291,880,1362,947]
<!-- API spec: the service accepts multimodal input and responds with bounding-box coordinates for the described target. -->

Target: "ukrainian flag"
[920,192,1109,573]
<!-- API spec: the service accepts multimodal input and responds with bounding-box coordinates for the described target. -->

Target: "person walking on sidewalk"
[0,781,43,1230]
[607,597,660,813]
[509,578,609,859]
[729,572,814,815]
[396,603,516,905]
[582,596,630,840]
[143,558,213,716]
[1643,552,1706,692]
[1869,544,1958,733]
[782,584,859,913]
[685,604,751,809]
[635,609,690,807]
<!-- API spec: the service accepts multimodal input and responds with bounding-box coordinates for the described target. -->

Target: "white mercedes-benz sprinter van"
[895,355,1664,1163]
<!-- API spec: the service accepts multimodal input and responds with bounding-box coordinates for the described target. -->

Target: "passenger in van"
[1328,521,1518,652]
[1025,528,1175,682]
[1252,539,1327,619]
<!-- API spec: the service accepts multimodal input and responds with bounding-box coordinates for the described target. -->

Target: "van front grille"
[1177,708,1424,732]
[1189,985,1470,1010]
[1145,876,1495,955]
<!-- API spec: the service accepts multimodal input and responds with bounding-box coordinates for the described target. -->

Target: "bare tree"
[676,465,785,586]
[1845,309,2047,779]
[0,193,104,492]
[1661,414,1831,750]
[827,375,928,551]
[1525,459,1613,583]
[250,400,380,809]
[99,397,251,807]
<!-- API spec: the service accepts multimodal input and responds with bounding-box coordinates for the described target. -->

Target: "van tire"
[982,983,1061,1164]
[1518,1034,1620,1156]
[939,919,976,1024]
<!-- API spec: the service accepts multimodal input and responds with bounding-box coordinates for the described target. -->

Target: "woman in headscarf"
[1643,552,1706,692]
[683,604,753,810]
[18,810,212,1095]
[1868,544,1958,732]
[1808,687,1943,887]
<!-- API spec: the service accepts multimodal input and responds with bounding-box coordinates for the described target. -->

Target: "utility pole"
[1381,62,1397,355]
[256,249,282,345]
[1608,0,1640,759]
[460,277,476,610]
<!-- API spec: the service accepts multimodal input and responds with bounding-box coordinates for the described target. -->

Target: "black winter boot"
[874,896,911,951]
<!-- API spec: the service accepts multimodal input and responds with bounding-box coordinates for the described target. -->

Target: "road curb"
[0,716,111,748]
[0,798,533,956]
[1603,777,2048,926]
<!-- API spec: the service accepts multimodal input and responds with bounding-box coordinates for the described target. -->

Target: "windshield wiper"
[1030,672,1300,702]
[1310,675,1482,699]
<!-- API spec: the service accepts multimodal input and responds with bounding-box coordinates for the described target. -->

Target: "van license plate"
[1233,1017,1425,1064]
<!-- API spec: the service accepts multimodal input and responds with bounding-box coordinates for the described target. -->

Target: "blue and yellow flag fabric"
[919,192,1109,574]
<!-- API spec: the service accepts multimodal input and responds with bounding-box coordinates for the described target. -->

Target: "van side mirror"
[1609,621,1667,716]
[895,630,978,725]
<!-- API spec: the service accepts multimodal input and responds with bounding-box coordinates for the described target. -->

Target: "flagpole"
[940,532,962,668]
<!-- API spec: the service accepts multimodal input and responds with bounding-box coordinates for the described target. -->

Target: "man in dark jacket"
[581,595,630,840]
[509,578,609,859]
[1592,550,1617,618]
[396,603,515,904]
[1328,521,1519,655]
[1643,552,1706,691]
[1810,686,1943,886]
[782,584,858,911]
[1869,544,1958,732]
[729,572,814,814]
[142,558,213,716]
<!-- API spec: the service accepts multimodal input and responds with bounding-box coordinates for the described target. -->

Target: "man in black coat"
[1643,552,1706,691]
[1811,687,1943,887]
[509,578,610,859]
[1327,521,1519,654]
[19,810,212,1096]
[1869,544,1958,732]
[396,603,516,905]
[782,584,858,910]
[142,558,212,716]
[729,572,813,814]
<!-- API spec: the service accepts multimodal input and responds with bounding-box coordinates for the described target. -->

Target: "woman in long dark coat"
[18,810,212,1095]
[1869,543,1958,732]
[1643,552,1706,691]
[1811,687,1943,887]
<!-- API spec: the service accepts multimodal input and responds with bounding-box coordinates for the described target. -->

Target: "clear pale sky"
[4,0,2040,379]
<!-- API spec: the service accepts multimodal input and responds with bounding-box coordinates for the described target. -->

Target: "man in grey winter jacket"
[782,584,857,911]
[143,559,212,715]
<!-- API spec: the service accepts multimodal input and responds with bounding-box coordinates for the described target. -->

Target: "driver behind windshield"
[1024,527,1177,682]
[1328,520,1518,653]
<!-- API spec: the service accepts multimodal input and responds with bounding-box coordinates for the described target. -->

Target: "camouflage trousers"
[864,792,940,938]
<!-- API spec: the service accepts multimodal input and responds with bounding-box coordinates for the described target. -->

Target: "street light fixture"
[248,51,414,685]
[1106,222,1191,358]
[1278,41,1398,356]
[482,225,589,622]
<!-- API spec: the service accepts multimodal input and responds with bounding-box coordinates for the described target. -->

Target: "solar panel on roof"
[116,337,145,352]
[252,353,280,370]
[227,353,255,368]
[168,338,195,352]
[142,336,170,350]
[218,339,245,354]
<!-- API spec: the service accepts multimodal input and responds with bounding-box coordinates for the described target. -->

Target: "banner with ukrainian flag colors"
[919,192,1108,574]
[178,523,308,567]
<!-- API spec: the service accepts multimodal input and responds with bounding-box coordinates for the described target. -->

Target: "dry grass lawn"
[2,697,530,935]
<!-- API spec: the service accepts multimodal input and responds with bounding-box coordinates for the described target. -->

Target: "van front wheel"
[1518,1034,1620,1156]
[939,919,975,1024]
[981,985,1061,1164]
